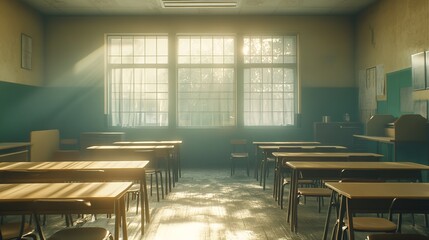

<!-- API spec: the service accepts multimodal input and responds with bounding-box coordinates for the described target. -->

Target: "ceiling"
[21,0,377,16]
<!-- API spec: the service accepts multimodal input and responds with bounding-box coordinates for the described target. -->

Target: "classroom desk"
[325,182,429,240]
[272,152,382,205]
[353,135,396,161]
[114,140,183,182]
[252,141,320,182]
[0,160,149,235]
[87,145,175,194]
[259,145,347,190]
[0,182,132,240]
[283,160,427,233]
[0,142,31,161]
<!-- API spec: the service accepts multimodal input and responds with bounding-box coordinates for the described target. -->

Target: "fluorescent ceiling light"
[161,0,238,8]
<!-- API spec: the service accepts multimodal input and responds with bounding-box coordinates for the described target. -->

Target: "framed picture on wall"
[21,33,32,70]
[411,52,425,90]
[426,51,429,89]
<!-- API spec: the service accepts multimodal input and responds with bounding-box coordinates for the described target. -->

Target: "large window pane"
[243,35,297,126]
[177,35,236,128]
[106,35,168,127]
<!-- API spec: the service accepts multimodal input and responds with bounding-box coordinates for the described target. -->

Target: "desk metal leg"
[140,171,150,236]
[120,196,128,240]
[142,173,150,224]
[335,196,346,240]
[254,145,259,180]
[114,199,120,240]
[345,199,355,240]
[322,191,335,240]
[34,213,46,240]
[287,169,299,232]
[262,151,268,190]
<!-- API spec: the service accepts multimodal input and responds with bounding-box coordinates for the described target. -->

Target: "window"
[106,35,168,127]
[105,34,299,128]
[177,35,236,127]
[242,35,297,126]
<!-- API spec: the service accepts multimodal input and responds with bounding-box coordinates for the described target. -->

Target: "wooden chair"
[367,233,429,240]
[126,150,164,215]
[333,169,397,240]
[47,227,113,240]
[388,198,429,233]
[279,146,346,210]
[0,215,37,240]
[230,139,249,176]
[33,199,113,240]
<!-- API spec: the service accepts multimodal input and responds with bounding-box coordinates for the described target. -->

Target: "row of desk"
[0,140,183,239]
[0,160,149,240]
[254,141,429,240]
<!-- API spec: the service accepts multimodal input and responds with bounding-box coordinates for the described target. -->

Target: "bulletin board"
[358,67,377,123]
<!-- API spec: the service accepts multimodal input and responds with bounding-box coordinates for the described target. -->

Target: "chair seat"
[127,183,141,192]
[367,233,429,240]
[351,217,397,232]
[298,187,332,197]
[48,227,112,240]
[283,179,314,185]
[0,222,34,239]
[231,153,248,158]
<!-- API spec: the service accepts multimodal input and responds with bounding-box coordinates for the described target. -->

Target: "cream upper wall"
[44,15,355,88]
[0,0,44,86]
[356,0,429,74]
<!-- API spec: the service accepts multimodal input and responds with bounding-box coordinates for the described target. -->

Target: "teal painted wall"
[0,82,358,168]
[377,68,414,117]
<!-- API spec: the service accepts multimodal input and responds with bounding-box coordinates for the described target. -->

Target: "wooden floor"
[27,168,429,239]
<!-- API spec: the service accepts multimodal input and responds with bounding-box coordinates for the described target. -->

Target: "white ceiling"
[20,0,377,16]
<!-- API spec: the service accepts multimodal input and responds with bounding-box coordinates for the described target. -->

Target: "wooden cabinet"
[313,122,362,150]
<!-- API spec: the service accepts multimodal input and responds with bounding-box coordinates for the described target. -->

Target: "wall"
[0,0,44,86]
[44,15,355,88]
[0,1,45,141]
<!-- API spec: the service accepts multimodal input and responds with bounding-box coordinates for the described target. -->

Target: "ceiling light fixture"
[161,0,238,8]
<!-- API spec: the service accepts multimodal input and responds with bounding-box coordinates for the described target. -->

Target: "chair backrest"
[278,147,312,152]
[348,155,380,162]
[230,139,248,153]
[388,198,429,232]
[389,198,429,214]
[278,146,346,153]
[340,169,384,182]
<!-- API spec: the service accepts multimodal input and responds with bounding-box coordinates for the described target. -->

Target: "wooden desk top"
[87,145,174,150]
[353,135,395,143]
[273,152,382,158]
[259,145,347,150]
[0,182,133,201]
[0,142,31,150]
[325,182,429,199]
[0,161,149,171]
[81,132,125,135]
[114,141,182,145]
[285,161,429,170]
[253,141,320,145]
